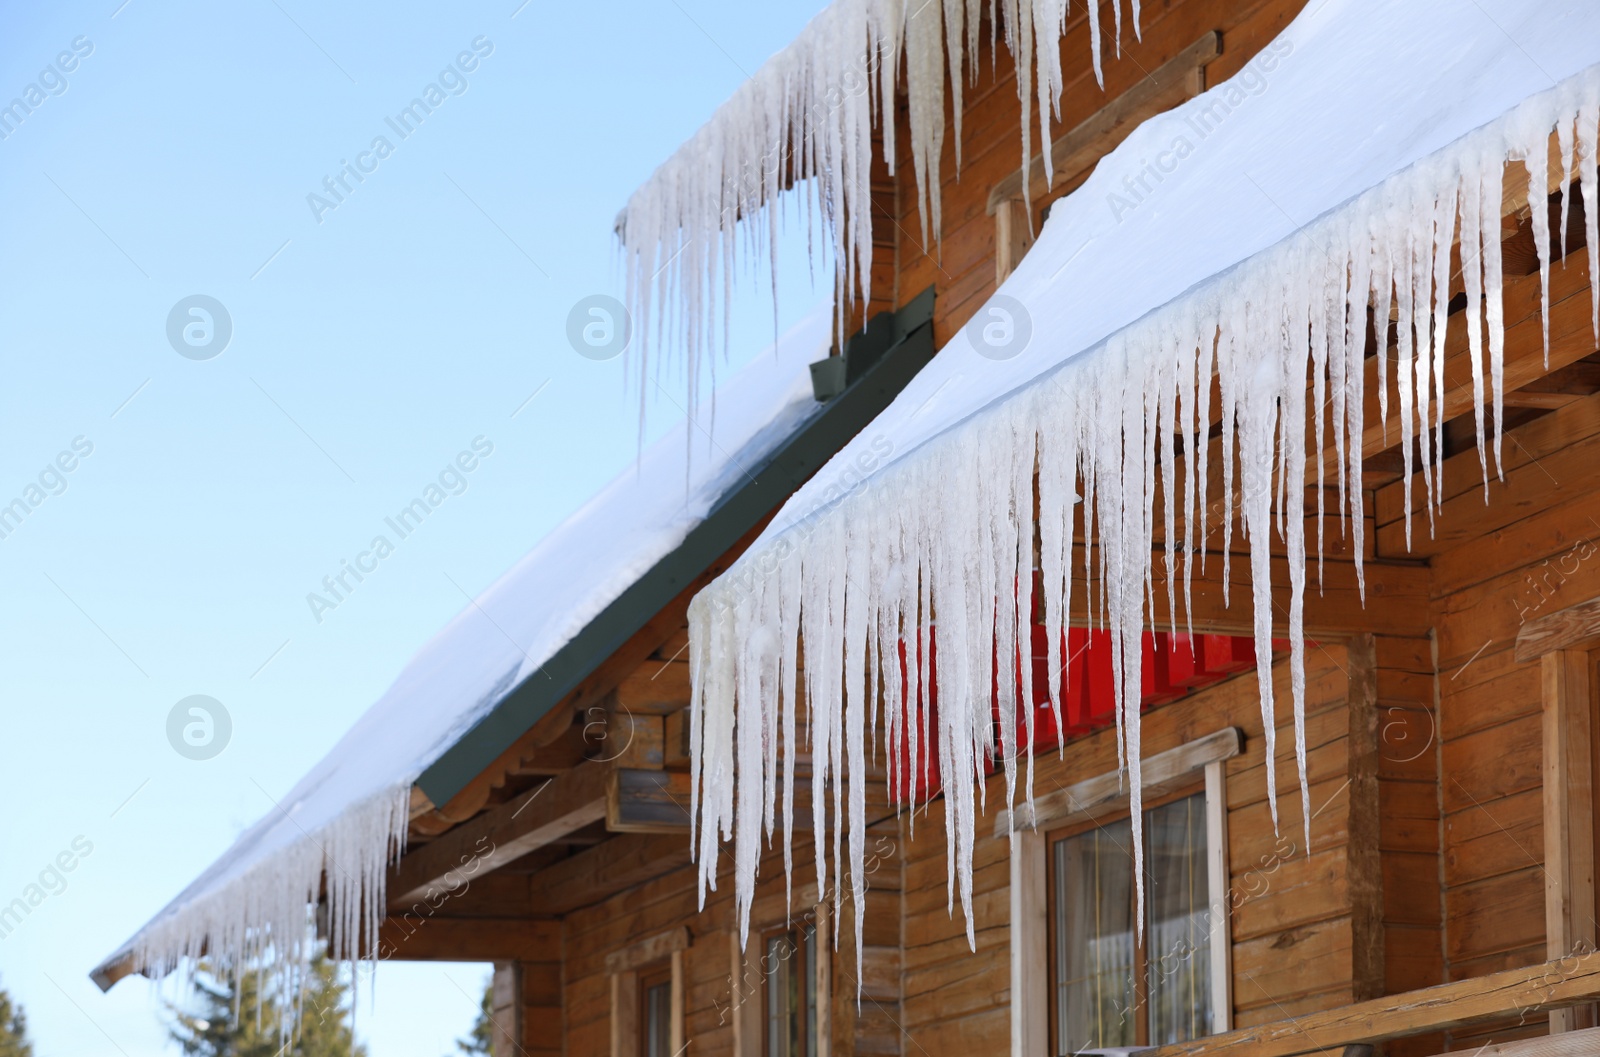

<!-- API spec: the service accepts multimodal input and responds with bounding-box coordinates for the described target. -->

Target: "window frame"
[758,923,819,1057]
[732,891,832,1057]
[1005,727,1238,1057]
[1044,782,1206,1052]
[607,927,689,1057]
[638,962,674,1057]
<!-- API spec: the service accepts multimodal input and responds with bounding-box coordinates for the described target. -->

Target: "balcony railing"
[1144,954,1600,1056]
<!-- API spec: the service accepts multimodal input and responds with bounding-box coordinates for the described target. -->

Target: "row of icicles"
[687,71,1600,976]
[616,0,1141,423]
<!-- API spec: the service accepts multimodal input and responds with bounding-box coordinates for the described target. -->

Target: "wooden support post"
[609,969,637,1057]
[491,962,523,1057]
[815,900,832,1057]
[1346,634,1385,1003]
[994,198,1035,286]
[1543,648,1597,1033]
[730,931,760,1057]
[1009,829,1048,1057]
[669,948,685,1055]
[1205,758,1234,1031]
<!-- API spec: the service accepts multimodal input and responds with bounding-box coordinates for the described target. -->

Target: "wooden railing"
[1145,955,1600,1056]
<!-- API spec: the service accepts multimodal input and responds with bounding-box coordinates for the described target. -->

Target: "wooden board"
[377,916,558,962]
[992,726,1242,835]
[1147,955,1600,1056]
[389,762,609,908]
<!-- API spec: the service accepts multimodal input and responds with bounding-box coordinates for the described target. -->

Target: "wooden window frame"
[732,888,832,1057]
[608,927,689,1057]
[1044,782,1207,1051]
[1002,727,1240,1056]
[758,922,820,1057]
[638,963,674,1057]
[1517,601,1600,1034]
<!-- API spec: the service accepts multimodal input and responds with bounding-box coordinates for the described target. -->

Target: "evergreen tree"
[169,950,365,1057]
[0,982,32,1057]
[455,978,493,1057]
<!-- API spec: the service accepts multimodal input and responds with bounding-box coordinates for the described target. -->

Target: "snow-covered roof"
[688,0,1600,953]
[91,300,836,989]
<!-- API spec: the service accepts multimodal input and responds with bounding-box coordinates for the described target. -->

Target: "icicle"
[1582,92,1600,344]
[1524,119,1553,365]
[683,49,1600,986]
[1481,155,1507,476]
[618,0,1140,427]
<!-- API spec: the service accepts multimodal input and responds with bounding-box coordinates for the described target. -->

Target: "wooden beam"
[1544,648,1597,1033]
[376,916,558,962]
[1205,757,1233,1031]
[994,726,1242,836]
[490,963,522,1057]
[604,926,690,975]
[1146,553,1432,639]
[993,198,1035,287]
[989,31,1219,284]
[1072,541,1433,639]
[1503,390,1583,410]
[389,763,609,908]
[670,948,685,1055]
[1518,593,1600,662]
[529,833,692,916]
[607,768,693,833]
[1008,830,1048,1057]
[1346,634,1385,1003]
[507,721,591,776]
[1420,1027,1600,1057]
[1145,954,1600,1057]
[609,969,637,1057]
[614,659,691,714]
[987,30,1220,213]
[730,931,761,1057]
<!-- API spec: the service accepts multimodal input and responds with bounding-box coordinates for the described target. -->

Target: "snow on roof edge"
[92,299,836,990]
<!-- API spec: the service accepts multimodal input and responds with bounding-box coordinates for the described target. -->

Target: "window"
[1051,791,1213,1053]
[639,965,673,1057]
[607,927,688,1057]
[762,925,818,1057]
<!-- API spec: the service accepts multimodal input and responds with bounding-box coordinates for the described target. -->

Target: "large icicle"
[617,0,1136,417]
[687,65,1600,977]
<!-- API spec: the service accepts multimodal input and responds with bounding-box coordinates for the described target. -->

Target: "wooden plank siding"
[559,815,904,1057]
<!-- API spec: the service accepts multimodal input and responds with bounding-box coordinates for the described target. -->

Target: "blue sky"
[0,1,831,1054]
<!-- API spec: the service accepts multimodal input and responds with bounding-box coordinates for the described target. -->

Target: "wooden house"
[94,2,1600,1057]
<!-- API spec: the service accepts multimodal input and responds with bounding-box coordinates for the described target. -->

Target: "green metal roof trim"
[416,288,935,806]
